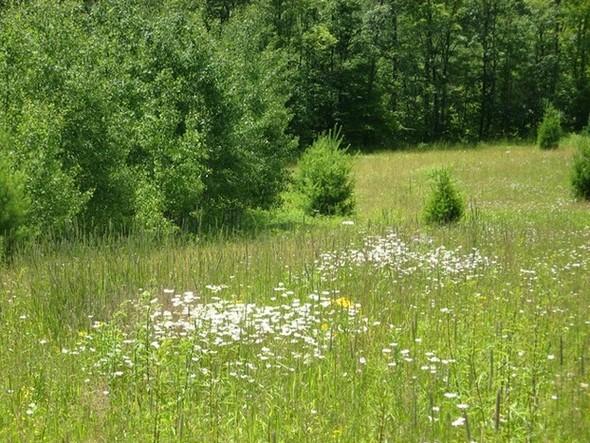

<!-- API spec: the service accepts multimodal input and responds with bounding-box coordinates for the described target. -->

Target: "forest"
[0,0,589,240]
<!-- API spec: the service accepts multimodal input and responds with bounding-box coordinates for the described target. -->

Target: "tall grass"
[1,143,589,441]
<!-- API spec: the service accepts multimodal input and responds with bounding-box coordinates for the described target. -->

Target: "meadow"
[1,140,589,442]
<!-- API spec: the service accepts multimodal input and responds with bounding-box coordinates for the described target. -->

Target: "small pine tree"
[571,135,590,200]
[423,168,464,225]
[295,127,354,216]
[537,105,562,150]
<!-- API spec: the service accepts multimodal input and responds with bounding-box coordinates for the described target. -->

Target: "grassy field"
[355,140,587,223]
[1,141,589,442]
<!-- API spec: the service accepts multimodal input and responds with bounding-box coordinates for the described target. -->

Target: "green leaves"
[537,105,562,150]
[295,128,355,216]
[0,158,28,255]
[423,168,464,225]
[0,0,294,235]
[571,134,590,200]
[303,25,338,52]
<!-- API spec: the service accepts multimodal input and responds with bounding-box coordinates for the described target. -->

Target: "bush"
[423,168,464,225]
[0,161,28,255]
[295,128,354,216]
[571,135,590,200]
[537,105,562,150]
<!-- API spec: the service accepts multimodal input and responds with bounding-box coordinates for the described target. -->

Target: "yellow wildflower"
[333,297,352,309]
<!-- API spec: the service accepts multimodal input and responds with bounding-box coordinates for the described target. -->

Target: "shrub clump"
[571,135,590,200]
[423,168,464,225]
[537,105,562,150]
[295,128,354,216]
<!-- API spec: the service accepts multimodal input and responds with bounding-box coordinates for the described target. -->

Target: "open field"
[1,142,589,442]
[355,140,588,224]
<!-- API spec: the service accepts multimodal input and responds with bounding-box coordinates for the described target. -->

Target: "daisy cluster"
[317,231,495,283]
[148,289,364,352]
[75,287,367,381]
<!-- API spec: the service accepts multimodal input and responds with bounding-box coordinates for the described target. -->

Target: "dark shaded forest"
[0,0,589,237]
[201,0,590,145]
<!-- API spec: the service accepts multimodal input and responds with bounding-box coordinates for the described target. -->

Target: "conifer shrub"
[423,168,464,225]
[571,135,590,200]
[295,128,354,216]
[537,105,562,150]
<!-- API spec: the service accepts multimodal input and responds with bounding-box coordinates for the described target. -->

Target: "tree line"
[204,0,590,145]
[0,0,589,240]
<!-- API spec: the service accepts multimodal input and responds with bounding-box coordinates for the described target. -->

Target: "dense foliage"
[0,0,589,236]
[537,105,562,149]
[295,129,355,216]
[572,135,590,199]
[0,0,295,236]
[0,159,27,255]
[202,0,590,146]
[423,168,464,224]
